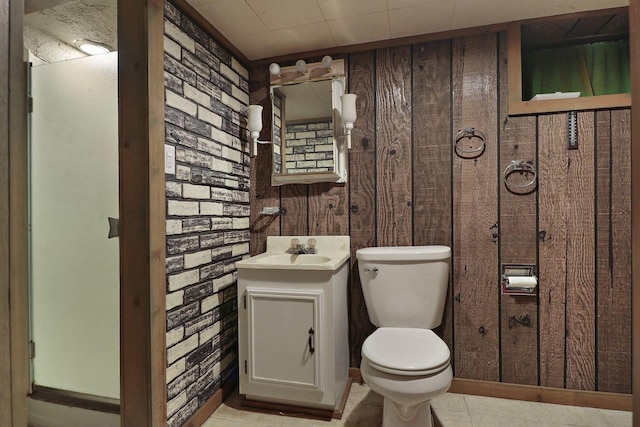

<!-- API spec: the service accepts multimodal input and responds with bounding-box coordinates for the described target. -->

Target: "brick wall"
[284,120,334,173]
[272,90,283,173]
[163,1,250,425]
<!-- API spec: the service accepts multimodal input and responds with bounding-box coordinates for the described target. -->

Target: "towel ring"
[455,127,486,159]
[503,160,537,192]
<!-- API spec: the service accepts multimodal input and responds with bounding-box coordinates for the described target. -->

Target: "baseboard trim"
[349,369,632,412]
[181,380,236,427]
[349,367,363,384]
[29,386,120,414]
[241,377,354,420]
[449,379,632,411]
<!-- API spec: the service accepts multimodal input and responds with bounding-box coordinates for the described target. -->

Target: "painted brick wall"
[163,1,250,425]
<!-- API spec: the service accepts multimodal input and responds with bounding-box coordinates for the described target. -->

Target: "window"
[508,8,630,115]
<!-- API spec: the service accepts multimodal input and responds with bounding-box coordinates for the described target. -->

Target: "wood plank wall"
[248,32,632,393]
[497,34,538,386]
[452,34,500,382]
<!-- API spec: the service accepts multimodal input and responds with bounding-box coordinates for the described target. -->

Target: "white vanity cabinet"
[243,287,324,403]
[236,236,350,412]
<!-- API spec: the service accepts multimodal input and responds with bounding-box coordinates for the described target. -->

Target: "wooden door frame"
[117,0,167,426]
[1,0,168,426]
[2,0,29,425]
[630,1,640,425]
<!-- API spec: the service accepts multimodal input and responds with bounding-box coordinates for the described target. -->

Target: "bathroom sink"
[254,254,332,265]
[235,236,350,271]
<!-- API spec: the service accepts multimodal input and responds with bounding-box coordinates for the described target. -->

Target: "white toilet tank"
[356,246,451,329]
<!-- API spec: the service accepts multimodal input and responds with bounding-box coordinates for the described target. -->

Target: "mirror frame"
[269,59,347,186]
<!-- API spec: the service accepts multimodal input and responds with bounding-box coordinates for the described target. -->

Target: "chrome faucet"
[287,238,305,254]
[305,238,317,254]
[287,238,317,254]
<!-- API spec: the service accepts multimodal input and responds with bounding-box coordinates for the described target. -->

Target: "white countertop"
[236,236,350,271]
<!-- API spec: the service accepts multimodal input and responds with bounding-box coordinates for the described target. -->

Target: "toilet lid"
[362,328,450,376]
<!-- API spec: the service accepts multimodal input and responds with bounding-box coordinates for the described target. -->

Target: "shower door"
[29,52,120,399]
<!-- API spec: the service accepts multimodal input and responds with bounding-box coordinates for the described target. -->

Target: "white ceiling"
[24,0,629,64]
[186,0,628,61]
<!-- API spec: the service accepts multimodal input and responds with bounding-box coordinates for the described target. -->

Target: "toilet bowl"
[360,327,452,427]
[356,246,453,427]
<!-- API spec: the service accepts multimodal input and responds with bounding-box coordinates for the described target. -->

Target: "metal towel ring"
[455,127,486,159]
[503,160,537,192]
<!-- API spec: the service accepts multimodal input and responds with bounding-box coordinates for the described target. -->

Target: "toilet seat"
[362,328,450,376]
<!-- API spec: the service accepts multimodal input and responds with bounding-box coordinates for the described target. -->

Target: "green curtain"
[522,39,630,101]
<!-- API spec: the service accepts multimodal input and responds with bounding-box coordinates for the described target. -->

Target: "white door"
[245,288,324,402]
[29,52,119,399]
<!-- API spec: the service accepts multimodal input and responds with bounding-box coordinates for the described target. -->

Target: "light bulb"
[321,55,333,70]
[269,63,281,77]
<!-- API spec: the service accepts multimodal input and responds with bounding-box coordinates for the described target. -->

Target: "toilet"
[356,246,452,427]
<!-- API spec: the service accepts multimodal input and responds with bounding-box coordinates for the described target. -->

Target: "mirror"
[270,60,347,186]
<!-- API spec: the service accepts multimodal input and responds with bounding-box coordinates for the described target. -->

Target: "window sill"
[508,93,631,115]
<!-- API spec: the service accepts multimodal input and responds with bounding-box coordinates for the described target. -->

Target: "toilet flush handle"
[364,267,378,273]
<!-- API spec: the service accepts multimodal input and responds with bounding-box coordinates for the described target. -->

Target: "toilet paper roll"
[506,276,537,289]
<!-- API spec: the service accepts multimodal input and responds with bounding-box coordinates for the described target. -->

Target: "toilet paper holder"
[501,264,538,296]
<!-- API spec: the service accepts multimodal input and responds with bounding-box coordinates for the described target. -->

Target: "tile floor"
[204,383,632,427]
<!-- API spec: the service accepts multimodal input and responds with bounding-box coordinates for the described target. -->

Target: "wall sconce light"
[295,59,307,74]
[269,62,281,77]
[322,55,333,71]
[247,104,265,157]
[341,94,357,150]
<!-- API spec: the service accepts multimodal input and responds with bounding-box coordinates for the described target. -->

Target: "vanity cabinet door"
[244,288,324,402]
